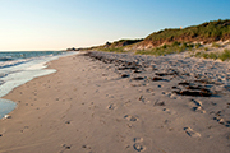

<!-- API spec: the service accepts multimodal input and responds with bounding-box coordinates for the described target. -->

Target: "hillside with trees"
[142,19,230,47]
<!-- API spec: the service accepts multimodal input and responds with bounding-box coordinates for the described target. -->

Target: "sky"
[0,0,230,51]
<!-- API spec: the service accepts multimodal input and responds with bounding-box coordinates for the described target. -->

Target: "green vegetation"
[134,41,200,56]
[195,51,202,57]
[212,42,222,47]
[91,19,230,62]
[172,41,180,46]
[202,53,208,59]
[218,50,230,61]
[135,49,175,56]
[95,46,126,53]
[195,43,202,48]
[194,49,230,61]
[145,19,230,42]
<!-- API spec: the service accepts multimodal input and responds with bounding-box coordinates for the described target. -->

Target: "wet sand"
[0,52,229,153]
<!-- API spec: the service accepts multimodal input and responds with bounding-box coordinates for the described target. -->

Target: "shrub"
[172,41,180,46]
[203,54,208,59]
[179,46,185,52]
[183,42,188,47]
[195,43,202,48]
[212,42,221,47]
[189,47,193,51]
[194,51,202,57]
[210,53,217,60]
[218,50,230,61]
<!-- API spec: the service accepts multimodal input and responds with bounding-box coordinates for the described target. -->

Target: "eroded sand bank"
[0,52,229,153]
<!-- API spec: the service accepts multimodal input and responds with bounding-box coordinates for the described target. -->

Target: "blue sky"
[0,0,229,51]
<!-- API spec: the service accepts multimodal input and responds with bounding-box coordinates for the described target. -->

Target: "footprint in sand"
[184,127,201,138]
[212,110,230,127]
[133,138,146,152]
[65,121,71,124]
[134,138,143,143]
[107,103,116,110]
[155,100,165,106]
[124,115,139,121]
[59,144,73,152]
[188,99,206,113]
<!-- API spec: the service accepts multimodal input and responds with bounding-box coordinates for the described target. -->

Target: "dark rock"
[121,74,130,78]
[133,77,144,80]
[134,70,142,73]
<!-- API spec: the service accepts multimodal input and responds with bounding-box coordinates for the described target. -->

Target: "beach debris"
[3,115,11,120]
[124,115,139,121]
[82,145,87,148]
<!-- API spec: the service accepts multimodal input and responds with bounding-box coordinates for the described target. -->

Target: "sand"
[0,52,229,153]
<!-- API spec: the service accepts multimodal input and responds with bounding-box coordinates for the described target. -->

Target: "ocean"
[0,51,78,119]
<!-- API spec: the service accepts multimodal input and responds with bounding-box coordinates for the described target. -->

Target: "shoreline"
[0,58,58,120]
[0,52,229,153]
[0,51,79,120]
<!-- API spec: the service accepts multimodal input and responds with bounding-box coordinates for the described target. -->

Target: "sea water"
[0,51,78,119]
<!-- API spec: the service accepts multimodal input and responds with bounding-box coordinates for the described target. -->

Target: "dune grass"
[196,49,230,61]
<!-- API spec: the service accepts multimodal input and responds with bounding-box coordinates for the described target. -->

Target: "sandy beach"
[0,52,229,153]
